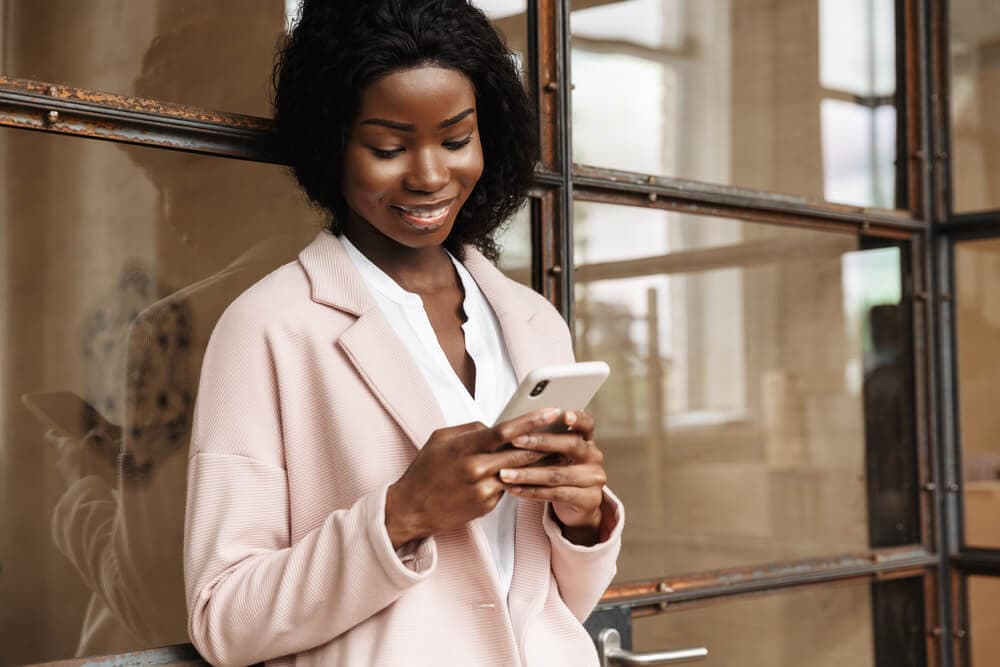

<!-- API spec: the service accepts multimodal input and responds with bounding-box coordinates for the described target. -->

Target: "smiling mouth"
[391,199,456,230]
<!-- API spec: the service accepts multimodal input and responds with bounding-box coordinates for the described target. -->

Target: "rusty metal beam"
[573,163,927,236]
[597,547,938,614]
[0,76,277,162]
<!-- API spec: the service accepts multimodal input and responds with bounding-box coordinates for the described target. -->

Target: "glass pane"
[955,239,1000,547]
[632,578,925,667]
[0,1,525,117]
[969,576,1000,666]
[950,0,1000,212]
[0,127,324,663]
[496,202,532,285]
[574,202,917,581]
[571,0,898,208]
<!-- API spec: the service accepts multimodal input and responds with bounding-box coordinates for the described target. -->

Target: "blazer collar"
[297,230,563,448]
[297,230,537,322]
[297,230,374,317]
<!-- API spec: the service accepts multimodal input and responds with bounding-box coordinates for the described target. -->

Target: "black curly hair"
[273,0,537,261]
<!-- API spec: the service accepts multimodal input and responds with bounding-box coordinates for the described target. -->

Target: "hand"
[384,408,564,549]
[497,410,608,545]
[45,428,119,488]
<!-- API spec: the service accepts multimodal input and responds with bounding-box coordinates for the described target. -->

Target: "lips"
[391,199,456,231]
[395,203,451,218]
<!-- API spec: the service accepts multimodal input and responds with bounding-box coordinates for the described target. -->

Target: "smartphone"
[21,391,121,441]
[494,361,610,427]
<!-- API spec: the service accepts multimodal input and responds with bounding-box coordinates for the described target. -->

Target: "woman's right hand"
[384,408,563,548]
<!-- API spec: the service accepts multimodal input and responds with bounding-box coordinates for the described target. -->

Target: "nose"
[404,147,449,193]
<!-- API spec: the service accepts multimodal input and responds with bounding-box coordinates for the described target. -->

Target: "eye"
[369,147,404,159]
[443,135,473,151]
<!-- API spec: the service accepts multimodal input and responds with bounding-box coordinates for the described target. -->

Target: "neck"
[341,217,457,293]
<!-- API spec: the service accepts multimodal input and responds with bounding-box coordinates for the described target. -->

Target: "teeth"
[398,204,449,219]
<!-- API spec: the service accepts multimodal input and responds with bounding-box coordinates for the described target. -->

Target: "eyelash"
[370,135,472,159]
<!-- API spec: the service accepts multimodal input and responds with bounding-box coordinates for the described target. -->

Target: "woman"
[183,2,623,665]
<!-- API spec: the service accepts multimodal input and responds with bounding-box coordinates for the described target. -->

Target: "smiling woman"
[273,0,537,262]
[181,2,624,666]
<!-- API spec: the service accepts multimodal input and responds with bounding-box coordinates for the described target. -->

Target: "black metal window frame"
[2,1,996,665]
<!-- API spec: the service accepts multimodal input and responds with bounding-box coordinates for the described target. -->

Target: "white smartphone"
[494,361,610,426]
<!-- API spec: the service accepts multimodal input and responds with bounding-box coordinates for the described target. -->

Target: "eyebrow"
[360,108,475,132]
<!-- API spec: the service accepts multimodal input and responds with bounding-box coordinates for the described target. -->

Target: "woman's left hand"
[498,410,607,545]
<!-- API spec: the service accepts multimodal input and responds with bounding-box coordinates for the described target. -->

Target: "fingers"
[473,448,549,476]
[562,410,595,438]
[461,448,548,483]
[465,408,564,454]
[498,463,606,489]
[503,483,600,507]
[506,431,601,464]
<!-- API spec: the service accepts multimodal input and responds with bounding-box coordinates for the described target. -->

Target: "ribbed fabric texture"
[183,231,624,666]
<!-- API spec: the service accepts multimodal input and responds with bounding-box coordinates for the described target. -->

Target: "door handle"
[597,628,708,666]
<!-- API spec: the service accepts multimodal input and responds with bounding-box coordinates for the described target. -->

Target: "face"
[341,66,484,249]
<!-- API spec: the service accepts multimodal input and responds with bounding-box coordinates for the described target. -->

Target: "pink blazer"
[183,231,624,666]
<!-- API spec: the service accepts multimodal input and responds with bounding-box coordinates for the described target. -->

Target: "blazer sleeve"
[519,286,626,620]
[184,304,437,667]
[541,488,624,622]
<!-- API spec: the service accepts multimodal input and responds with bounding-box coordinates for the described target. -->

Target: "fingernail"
[513,435,531,446]
[565,410,577,426]
[507,486,523,494]
[499,469,517,482]
[542,408,561,420]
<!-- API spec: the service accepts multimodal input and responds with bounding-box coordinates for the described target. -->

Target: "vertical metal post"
[917,0,954,663]
[554,0,574,324]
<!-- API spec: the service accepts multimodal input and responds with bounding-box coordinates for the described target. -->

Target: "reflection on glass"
[969,576,1000,666]
[0,127,322,664]
[574,202,915,580]
[571,0,898,208]
[2,1,526,116]
[950,0,1000,211]
[632,578,924,667]
[955,240,1000,547]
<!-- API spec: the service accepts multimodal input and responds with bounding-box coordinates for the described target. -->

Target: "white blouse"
[340,236,520,599]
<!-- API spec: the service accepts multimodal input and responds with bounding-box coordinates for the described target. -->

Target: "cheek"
[342,149,399,208]
[456,139,485,189]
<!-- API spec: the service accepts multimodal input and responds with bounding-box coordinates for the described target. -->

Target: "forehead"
[356,66,476,123]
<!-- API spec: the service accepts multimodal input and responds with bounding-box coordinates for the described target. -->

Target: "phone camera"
[529,380,549,397]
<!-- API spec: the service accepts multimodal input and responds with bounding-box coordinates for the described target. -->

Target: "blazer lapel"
[462,249,573,381]
[298,231,445,450]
